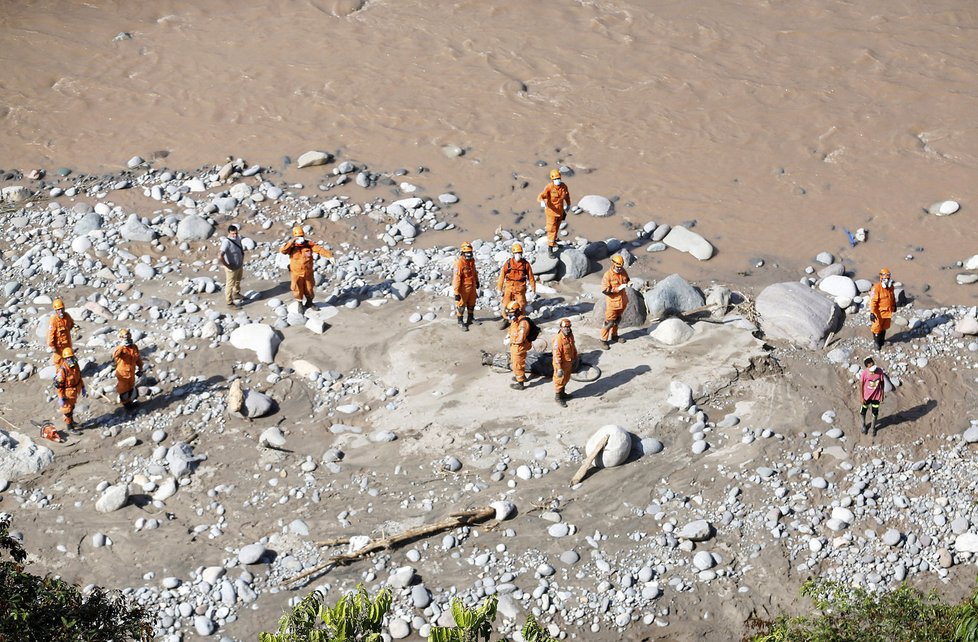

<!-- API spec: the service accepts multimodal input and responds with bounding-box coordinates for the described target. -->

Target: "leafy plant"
[260,585,391,642]
[956,585,978,642]
[521,614,558,642]
[0,515,151,642]
[748,577,965,642]
[428,595,497,642]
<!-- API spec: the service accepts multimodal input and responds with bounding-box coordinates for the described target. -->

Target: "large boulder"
[530,255,559,275]
[756,281,843,349]
[120,214,156,242]
[585,425,632,468]
[0,430,54,479]
[592,286,646,328]
[296,151,333,169]
[230,323,281,363]
[95,484,129,513]
[557,249,590,280]
[244,390,277,418]
[176,215,215,242]
[166,442,201,478]
[583,241,610,260]
[577,195,614,217]
[818,274,857,299]
[0,186,30,203]
[650,318,694,346]
[644,274,705,319]
[663,226,714,261]
[73,212,104,236]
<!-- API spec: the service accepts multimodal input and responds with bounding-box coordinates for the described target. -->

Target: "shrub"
[0,515,151,642]
[748,577,965,642]
[263,586,562,642]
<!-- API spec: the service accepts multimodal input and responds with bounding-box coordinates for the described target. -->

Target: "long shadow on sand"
[83,374,226,431]
[571,364,652,399]
[255,281,292,302]
[874,398,938,434]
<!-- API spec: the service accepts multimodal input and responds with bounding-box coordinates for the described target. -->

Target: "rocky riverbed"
[1,154,977,642]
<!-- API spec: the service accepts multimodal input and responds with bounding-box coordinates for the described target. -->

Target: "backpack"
[524,318,541,343]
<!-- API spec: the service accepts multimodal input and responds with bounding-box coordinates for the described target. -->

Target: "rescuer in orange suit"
[497,242,536,329]
[507,301,531,390]
[54,347,86,434]
[869,267,897,350]
[280,226,334,309]
[113,329,144,410]
[552,318,578,407]
[538,169,571,257]
[47,297,74,364]
[453,242,480,331]
[600,254,630,350]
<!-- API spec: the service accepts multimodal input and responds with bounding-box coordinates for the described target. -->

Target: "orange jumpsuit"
[280,240,333,302]
[601,268,630,342]
[47,313,74,359]
[869,283,896,334]
[55,361,84,427]
[552,332,578,394]
[497,258,536,314]
[508,316,531,383]
[113,344,143,405]
[452,256,480,318]
[538,183,570,248]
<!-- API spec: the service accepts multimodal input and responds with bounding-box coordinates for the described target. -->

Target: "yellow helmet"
[52,298,65,310]
[879,267,891,277]
[460,242,473,253]
[506,301,522,312]
[292,226,304,237]
[511,242,523,253]
[61,347,74,358]
[550,169,561,180]
[611,254,625,266]
[560,318,572,328]
[119,328,131,339]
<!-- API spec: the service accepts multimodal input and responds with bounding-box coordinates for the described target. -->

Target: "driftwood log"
[286,506,496,586]
[570,434,608,486]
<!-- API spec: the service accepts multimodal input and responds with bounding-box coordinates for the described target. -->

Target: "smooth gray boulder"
[592,286,646,328]
[296,151,333,168]
[678,519,714,542]
[176,215,215,242]
[230,323,281,363]
[244,390,277,418]
[237,543,267,564]
[663,226,714,260]
[120,214,156,242]
[584,425,632,468]
[557,249,590,280]
[0,430,55,479]
[95,484,129,513]
[756,281,843,349]
[530,255,559,275]
[583,241,610,260]
[577,195,614,217]
[74,212,104,236]
[644,274,705,319]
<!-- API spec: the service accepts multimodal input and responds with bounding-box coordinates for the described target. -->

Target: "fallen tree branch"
[570,434,608,486]
[287,506,497,586]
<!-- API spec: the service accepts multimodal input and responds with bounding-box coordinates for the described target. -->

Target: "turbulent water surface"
[2,0,977,301]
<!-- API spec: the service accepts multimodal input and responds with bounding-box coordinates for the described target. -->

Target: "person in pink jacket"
[859,356,886,436]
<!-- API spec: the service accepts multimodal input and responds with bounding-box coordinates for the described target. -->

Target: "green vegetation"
[0,515,151,642]
[748,577,978,642]
[263,587,559,642]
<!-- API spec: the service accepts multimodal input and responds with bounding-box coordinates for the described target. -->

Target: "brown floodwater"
[1,0,977,304]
